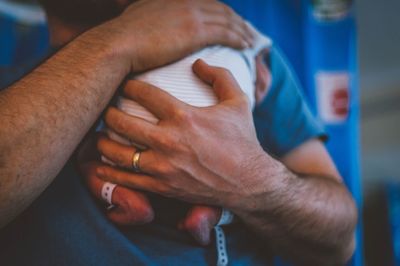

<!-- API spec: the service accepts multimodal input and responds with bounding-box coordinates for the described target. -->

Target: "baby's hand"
[178,205,223,246]
[81,161,154,225]
[106,185,154,225]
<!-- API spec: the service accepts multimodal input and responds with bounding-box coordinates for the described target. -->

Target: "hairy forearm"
[230,155,357,265]
[0,22,130,228]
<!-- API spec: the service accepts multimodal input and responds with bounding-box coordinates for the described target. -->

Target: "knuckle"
[187,14,201,32]
[96,138,106,153]
[154,133,175,150]
[135,85,151,102]
[183,4,204,31]
[217,68,234,80]
[114,152,128,167]
[123,81,135,95]
[223,4,234,16]
[115,119,129,134]
[213,66,227,75]
[238,94,251,109]
[221,30,233,41]
[228,19,236,31]
[146,130,160,144]
[156,162,175,177]
[174,109,193,125]
[224,68,234,77]
[106,112,126,133]
[104,108,115,124]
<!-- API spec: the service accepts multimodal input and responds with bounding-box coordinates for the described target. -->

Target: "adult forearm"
[230,155,357,265]
[0,0,253,228]
[86,56,357,264]
[0,23,129,228]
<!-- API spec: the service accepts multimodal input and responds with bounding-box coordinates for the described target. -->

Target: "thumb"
[192,59,244,102]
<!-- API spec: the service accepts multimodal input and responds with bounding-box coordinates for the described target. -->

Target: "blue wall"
[223,1,362,265]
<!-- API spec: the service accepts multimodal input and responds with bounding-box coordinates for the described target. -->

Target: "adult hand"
[104,0,254,72]
[85,59,358,265]
[94,59,269,207]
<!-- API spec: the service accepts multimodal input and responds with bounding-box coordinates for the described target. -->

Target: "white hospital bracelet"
[101,182,117,206]
[215,226,229,266]
[217,209,234,226]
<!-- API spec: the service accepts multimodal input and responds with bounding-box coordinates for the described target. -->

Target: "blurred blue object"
[223,0,362,265]
[0,14,15,66]
[387,183,400,266]
[0,0,49,68]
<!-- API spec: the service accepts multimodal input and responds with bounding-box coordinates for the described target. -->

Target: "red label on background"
[316,72,350,124]
[332,87,349,117]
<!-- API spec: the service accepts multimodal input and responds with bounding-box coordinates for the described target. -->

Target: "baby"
[87,24,271,264]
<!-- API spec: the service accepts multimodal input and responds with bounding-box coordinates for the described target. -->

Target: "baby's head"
[39,0,272,104]
[254,49,272,104]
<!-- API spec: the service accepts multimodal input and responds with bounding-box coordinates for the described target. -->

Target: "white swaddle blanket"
[105,25,271,266]
[107,25,271,145]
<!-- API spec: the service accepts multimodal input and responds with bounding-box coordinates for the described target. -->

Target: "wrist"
[77,19,132,77]
[224,150,290,216]
[99,15,151,74]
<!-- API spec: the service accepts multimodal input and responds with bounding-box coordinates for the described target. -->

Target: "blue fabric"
[387,183,400,266]
[0,46,324,265]
[254,46,325,157]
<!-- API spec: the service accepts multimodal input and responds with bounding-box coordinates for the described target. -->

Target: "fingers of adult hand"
[201,7,254,47]
[192,59,243,101]
[124,80,188,120]
[97,135,158,175]
[201,23,248,50]
[104,107,159,147]
[96,165,163,194]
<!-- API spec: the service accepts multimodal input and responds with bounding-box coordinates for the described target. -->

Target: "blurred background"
[358,0,400,265]
[0,0,399,265]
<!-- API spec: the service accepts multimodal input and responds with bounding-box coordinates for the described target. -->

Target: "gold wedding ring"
[132,150,142,172]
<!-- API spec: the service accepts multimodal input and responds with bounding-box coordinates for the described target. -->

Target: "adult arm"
[93,60,357,265]
[0,0,253,228]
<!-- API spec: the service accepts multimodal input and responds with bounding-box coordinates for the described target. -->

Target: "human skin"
[0,0,357,264]
[0,0,253,228]
[83,59,358,265]
[79,49,272,246]
[80,141,223,245]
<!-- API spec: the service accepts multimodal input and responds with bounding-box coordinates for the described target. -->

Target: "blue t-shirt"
[0,46,324,266]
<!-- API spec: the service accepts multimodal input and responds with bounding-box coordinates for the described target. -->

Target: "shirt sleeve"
[253,45,326,158]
